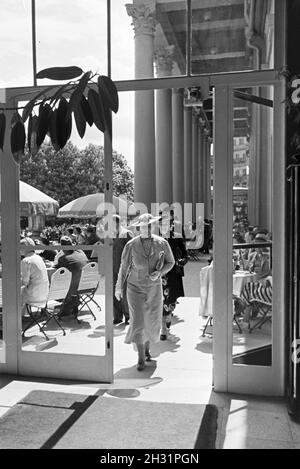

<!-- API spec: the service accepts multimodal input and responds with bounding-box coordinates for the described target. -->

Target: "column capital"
[172,88,184,95]
[154,45,175,76]
[192,107,202,124]
[126,2,157,37]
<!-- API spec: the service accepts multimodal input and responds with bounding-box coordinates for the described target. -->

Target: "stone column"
[206,136,212,219]
[258,88,273,231]
[248,99,260,226]
[184,106,193,205]
[28,214,46,235]
[202,131,211,219]
[154,46,174,205]
[192,112,199,220]
[126,1,157,209]
[172,88,184,206]
[198,123,204,205]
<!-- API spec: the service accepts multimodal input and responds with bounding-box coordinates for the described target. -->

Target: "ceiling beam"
[173,18,246,32]
[193,51,246,61]
[234,90,273,108]
[155,10,186,71]
[157,0,244,13]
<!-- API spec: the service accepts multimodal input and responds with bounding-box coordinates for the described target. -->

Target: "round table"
[233,271,257,296]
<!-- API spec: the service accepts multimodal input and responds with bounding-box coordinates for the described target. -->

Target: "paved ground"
[0,258,299,449]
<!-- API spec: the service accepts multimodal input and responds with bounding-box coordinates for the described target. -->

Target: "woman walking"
[115,213,175,371]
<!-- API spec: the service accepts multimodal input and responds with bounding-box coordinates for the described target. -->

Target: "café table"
[199,263,256,318]
[233,270,257,296]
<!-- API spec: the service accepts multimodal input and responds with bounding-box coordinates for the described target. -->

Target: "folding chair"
[202,315,213,337]
[22,267,72,341]
[0,279,2,333]
[248,299,272,333]
[187,233,204,261]
[90,241,102,261]
[77,262,101,320]
[233,294,245,334]
[202,295,244,337]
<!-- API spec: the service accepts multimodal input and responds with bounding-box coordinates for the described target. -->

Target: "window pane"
[232,86,274,367]
[0,0,33,88]
[0,170,4,363]
[192,0,274,75]
[111,0,187,81]
[36,0,107,83]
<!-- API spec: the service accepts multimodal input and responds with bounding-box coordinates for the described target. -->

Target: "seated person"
[54,236,88,317]
[248,233,271,279]
[66,227,77,244]
[74,226,86,245]
[39,236,57,263]
[85,225,101,259]
[240,276,272,308]
[20,237,49,313]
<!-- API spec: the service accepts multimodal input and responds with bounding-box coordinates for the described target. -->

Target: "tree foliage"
[20,141,134,207]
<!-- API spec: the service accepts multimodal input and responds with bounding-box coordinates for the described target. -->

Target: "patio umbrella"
[57,193,128,219]
[0,180,59,216]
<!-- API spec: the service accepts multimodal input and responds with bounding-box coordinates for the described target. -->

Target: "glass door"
[0,95,113,383]
[213,76,285,395]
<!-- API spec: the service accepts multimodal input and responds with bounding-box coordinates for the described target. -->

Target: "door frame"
[0,0,286,384]
[0,93,114,382]
[0,69,285,388]
[213,75,286,395]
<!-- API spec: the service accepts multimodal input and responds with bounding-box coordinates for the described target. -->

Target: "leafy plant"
[0,66,119,163]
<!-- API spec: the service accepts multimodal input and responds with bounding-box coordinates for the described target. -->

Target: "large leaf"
[36,66,83,81]
[37,103,52,147]
[88,89,105,132]
[98,75,119,113]
[28,115,39,156]
[66,71,91,119]
[22,85,57,123]
[11,111,22,126]
[0,113,6,151]
[74,101,86,139]
[80,95,93,126]
[49,83,72,106]
[49,109,60,151]
[11,120,26,164]
[56,97,72,149]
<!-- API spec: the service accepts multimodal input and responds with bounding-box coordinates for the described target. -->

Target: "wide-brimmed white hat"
[255,233,269,242]
[130,213,160,227]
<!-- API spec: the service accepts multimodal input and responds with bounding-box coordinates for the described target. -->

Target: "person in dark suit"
[54,236,88,317]
[159,216,188,340]
[39,236,57,263]
[113,215,133,325]
[85,225,101,259]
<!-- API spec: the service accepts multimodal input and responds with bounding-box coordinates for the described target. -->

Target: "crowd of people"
[18,212,193,371]
[18,212,272,369]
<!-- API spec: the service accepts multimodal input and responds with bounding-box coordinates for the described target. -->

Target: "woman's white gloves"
[115,289,123,301]
[149,270,161,281]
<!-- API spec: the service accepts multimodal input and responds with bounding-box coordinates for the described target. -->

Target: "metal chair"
[232,294,245,334]
[77,262,101,320]
[202,295,244,337]
[187,233,204,261]
[248,299,272,333]
[22,267,72,340]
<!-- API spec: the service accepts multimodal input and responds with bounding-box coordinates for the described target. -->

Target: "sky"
[0,0,135,168]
